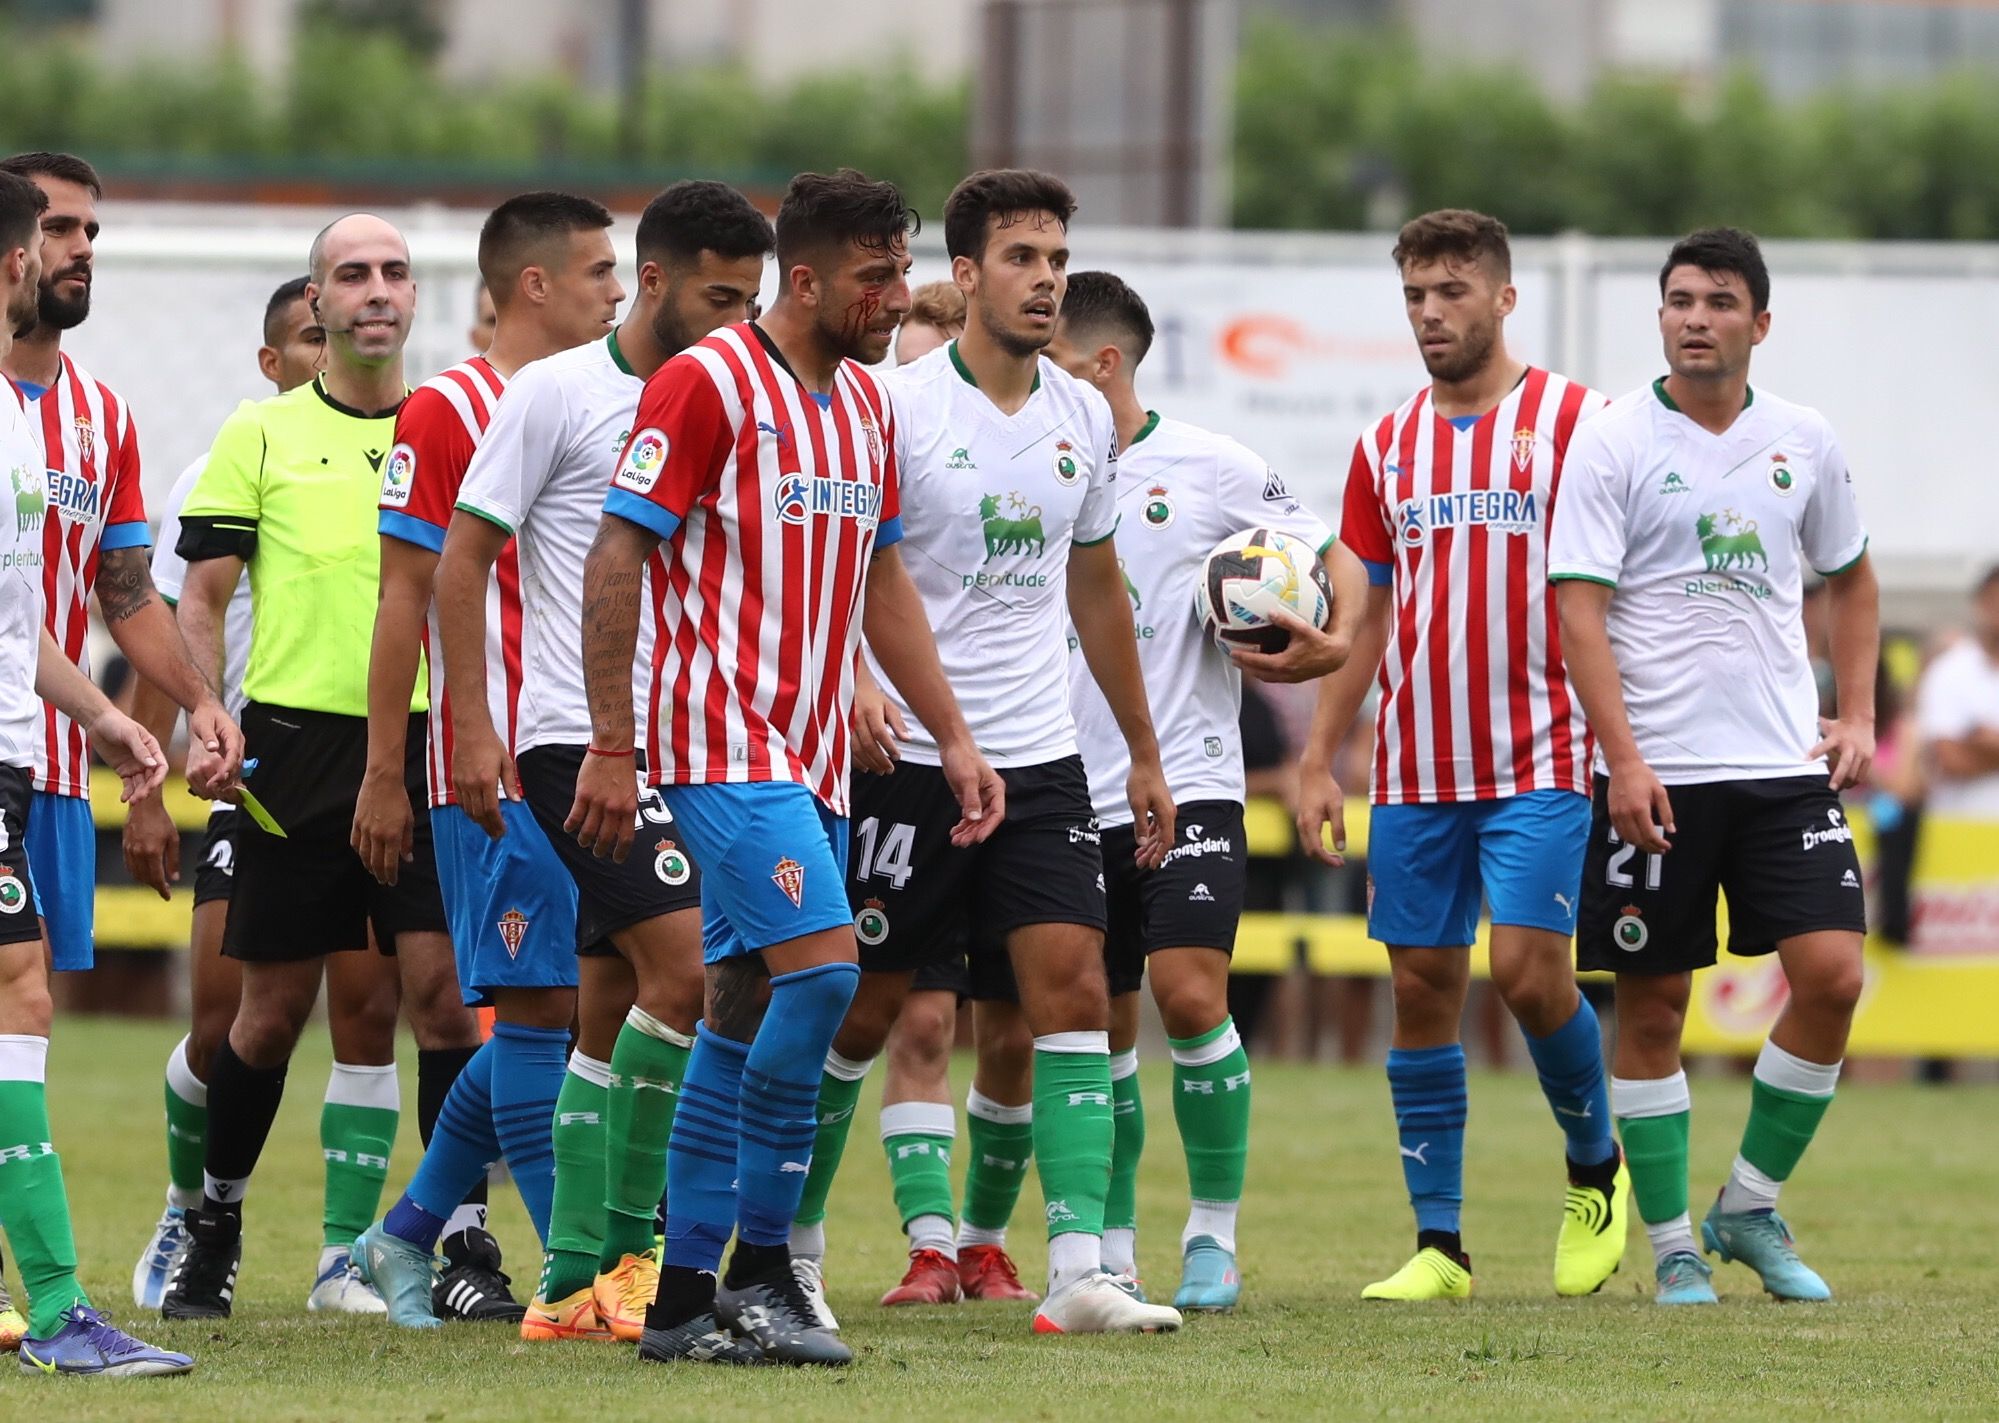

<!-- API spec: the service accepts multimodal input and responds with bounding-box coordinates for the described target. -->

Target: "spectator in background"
[1916,566,1999,822]
[893,279,964,364]
[466,281,496,354]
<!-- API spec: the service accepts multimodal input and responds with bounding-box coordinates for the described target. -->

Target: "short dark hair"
[477,190,614,298]
[1060,270,1154,366]
[0,150,102,198]
[943,169,1076,263]
[1977,564,1999,599]
[635,180,775,271]
[0,171,49,255]
[1392,209,1512,282]
[1660,226,1771,314]
[263,275,311,345]
[774,169,914,272]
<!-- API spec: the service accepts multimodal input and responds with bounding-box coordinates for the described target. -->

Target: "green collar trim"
[606,329,635,376]
[1654,377,1753,415]
[949,339,1039,395]
[1130,410,1161,447]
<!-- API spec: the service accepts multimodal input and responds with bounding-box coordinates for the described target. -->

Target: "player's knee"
[893,1000,955,1069]
[0,980,53,1037]
[633,972,702,1038]
[186,1019,228,1080]
[230,1000,307,1067]
[1794,956,1865,1020]
[1154,978,1225,1043]
[1615,986,1687,1054]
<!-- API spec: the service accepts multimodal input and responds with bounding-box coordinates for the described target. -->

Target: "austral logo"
[773,472,882,529]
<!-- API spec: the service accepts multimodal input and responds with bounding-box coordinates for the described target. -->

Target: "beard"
[1420,319,1498,384]
[35,274,90,332]
[977,297,1050,360]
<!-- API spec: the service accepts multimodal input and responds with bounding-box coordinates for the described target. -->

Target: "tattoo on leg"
[705,957,771,1043]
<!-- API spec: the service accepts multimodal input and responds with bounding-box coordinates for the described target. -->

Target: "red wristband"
[586,745,635,759]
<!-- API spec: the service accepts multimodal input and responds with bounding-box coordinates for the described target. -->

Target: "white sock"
[318,1243,350,1271]
[1183,1198,1239,1255]
[791,1219,827,1262]
[444,1202,488,1241]
[1102,1226,1137,1276]
[325,1059,400,1111]
[958,1221,1006,1249]
[1047,1231,1101,1293]
[907,1213,956,1257]
[204,1170,251,1207]
[1716,1042,1841,1214]
[1646,1212,1698,1265]
[1717,1154,1784,1215]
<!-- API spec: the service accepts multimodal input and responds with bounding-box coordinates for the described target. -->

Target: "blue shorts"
[1367,789,1591,948]
[27,792,94,972]
[431,801,581,1005]
[659,781,850,964]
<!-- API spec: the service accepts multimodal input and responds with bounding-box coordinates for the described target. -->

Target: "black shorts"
[0,766,41,946]
[910,945,1021,1003]
[1103,800,1248,996]
[1577,774,1867,975]
[223,702,447,962]
[516,744,702,951]
[849,757,1106,977]
[193,807,240,907]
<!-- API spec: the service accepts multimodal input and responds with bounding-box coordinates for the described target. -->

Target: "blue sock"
[398,1037,499,1234]
[735,962,859,1247]
[382,1194,447,1253]
[489,1020,569,1243]
[1524,997,1616,1167]
[662,1025,749,1274]
[1386,1044,1467,1236]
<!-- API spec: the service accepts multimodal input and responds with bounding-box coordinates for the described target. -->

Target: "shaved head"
[309,212,408,286]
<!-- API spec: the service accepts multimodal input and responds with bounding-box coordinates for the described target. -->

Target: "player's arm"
[96,548,240,799]
[569,510,655,861]
[1068,534,1174,866]
[849,654,906,777]
[434,510,515,838]
[1294,582,1390,865]
[35,626,165,804]
[352,537,435,885]
[864,545,1003,844]
[1230,537,1370,683]
[1811,551,1879,790]
[1553,580,1673,852]
[122,660,185,900]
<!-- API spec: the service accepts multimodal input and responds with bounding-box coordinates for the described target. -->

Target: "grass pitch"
[12,1016,1996,1420]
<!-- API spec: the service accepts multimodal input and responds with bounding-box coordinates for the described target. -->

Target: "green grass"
[12,1016,1996,1420]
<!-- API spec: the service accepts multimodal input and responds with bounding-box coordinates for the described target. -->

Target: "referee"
[160,214,480,1320]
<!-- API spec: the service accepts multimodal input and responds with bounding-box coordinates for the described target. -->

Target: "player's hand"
[452,720,521,842]
[939,738,1004,846]
[123,791,181,900]
[351,764,414,887]
[1226,604,1351,684]
[1607,757,1674,855]
[567,749,639,862]
[1809,714,1875,792]
[1294,755,1347,867]
[1126,757,1176,869]
[852,678,907,776]
[184,697,244,800]
[85,707,166,803]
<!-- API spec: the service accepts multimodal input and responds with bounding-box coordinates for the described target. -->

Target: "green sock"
[0,1037,91,1337]
[163,1035,207,1208]
[602,1009,691,1269]
[320,1062,399,1249]
[1032,1036,1114,1241]
[961,1089,1033,1239]
[1739,1074,1836,1182]
[880,1101,955,1241]
[1613,1071,1693,1225]
[1169,1018,1251,1243]
[792,1052,873,1233]
[1106,1051,1144,1232]
[544,1053,609,1301]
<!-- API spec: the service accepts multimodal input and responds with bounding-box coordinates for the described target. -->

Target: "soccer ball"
[1195,527,1333,653]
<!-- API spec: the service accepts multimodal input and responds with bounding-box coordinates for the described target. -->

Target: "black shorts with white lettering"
[1577,774,1867,975]
[193,807,240,907]
[224,703,447,961]
[849,756,1107,976]
[516,744,702,951]
[0,766,40,946]
[1103,800,1248,996]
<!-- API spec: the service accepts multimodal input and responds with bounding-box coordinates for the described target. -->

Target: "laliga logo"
[385,443,415,489]
[629,430,666,474]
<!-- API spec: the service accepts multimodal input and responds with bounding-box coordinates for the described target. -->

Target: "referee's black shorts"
[222,701,447,962]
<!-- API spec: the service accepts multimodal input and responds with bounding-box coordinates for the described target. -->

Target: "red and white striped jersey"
[29,353,149,798]
[377,356,518,808]
[1340,367,1607,805]
[604,323,901,816]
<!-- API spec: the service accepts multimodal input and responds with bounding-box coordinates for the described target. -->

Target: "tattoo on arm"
[580,518,652,740]
[96,546,157,626]
[705,957,771,1042]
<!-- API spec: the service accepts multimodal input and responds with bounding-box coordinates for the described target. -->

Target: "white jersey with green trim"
[1547,380,1868,784]
[1068,414,1332,824]
[0,388,45,769]
[453,334,655,755]
[872,341,1119,767]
